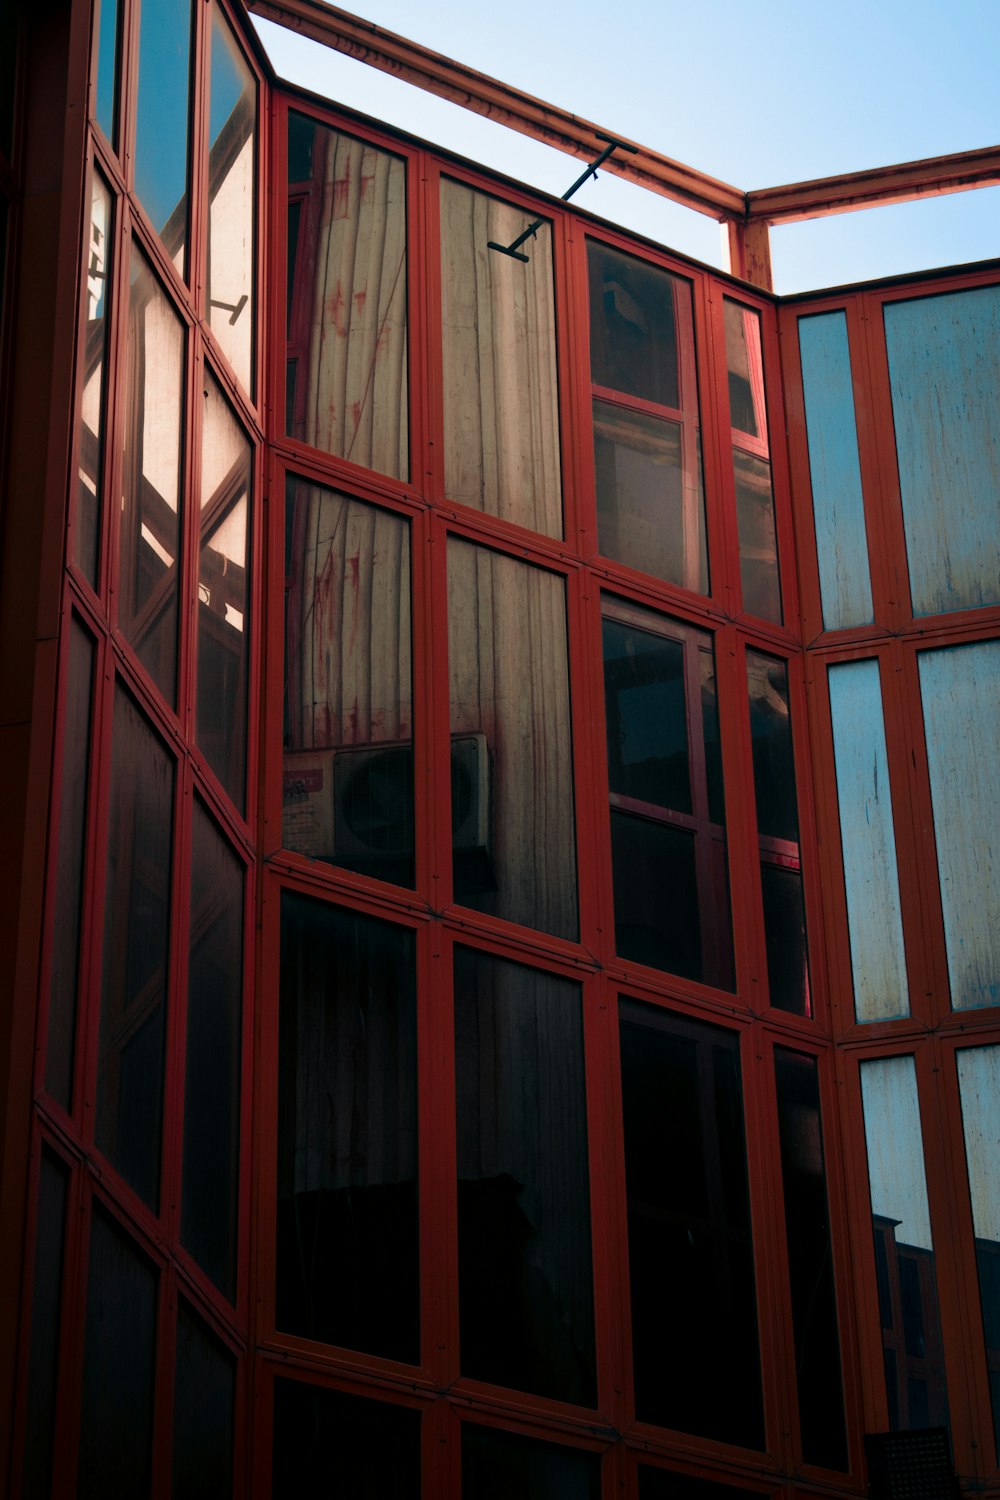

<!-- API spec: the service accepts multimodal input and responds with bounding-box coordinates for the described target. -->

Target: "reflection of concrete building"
[1,1,999,1495]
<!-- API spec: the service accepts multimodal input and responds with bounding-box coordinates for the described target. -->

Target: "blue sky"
[253,0,1000,292]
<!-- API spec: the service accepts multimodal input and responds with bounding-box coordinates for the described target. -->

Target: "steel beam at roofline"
[747,144,1000,224]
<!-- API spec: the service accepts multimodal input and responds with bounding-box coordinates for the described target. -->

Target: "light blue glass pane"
[956,1046,1000,1447]
[885,286,1000,617]
[135,0,192,266]
[94,0,120,143]
[828,660,909,1022]
[860,1056,933,1251]
[798,313,873,631]
[919,641,1000,1010]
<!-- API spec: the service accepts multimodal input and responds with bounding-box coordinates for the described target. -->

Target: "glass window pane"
[956,1046,1000,1446]
[196,375,251,810]
[134,0,191,272]
[207,5,255,391]
[22,1151,68,1500]
[725,303,782,624]
[78,1207,157,1499]
[884,286,1000,616]
[918,641,1000,1010]
[593,399,707,593]
[828,660,909,1022]
[283,477,414,888]
[454,948,595,1405]
[285,114,408,479]
[172,1301,235,1499]
[46,619,95,1108]
[448,541,577,938]
[93,0,120,145]
[181,801,243,1300]
[775,1049,847,1469]
[463,1424,600,1500]
[97,690,174,1210]
[277,893,419,1364]
[797,311,874,630]
[75,169,112,586]
[272,1379,420,1497]
[860,1057,949,1431]
[121,248,185,704]
[619,1001,763,1448]
[441,179,562,538]
[589,240,681,408]
[603,606,733,989]
[747,651,809,1015]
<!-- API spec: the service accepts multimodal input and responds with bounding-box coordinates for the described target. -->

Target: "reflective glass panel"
[725,302,781,623]
[196,375,251,810]
[286,113,408,478]
[46,618,94,1107]
[884,286,1000,616]
[593,399,707,593]
[273,1380,420,1496]
[134,0,191,270]
[589,240,682,407]
[775,1049,847,1468]
[22,1151,68,1500]
[956,1046,1000,1445]
[455,948,595,1405]
[172,1301,235,1499]
[93,0,120,145]
[747,651,809,1015]
[97,690,174,1210]
[181,800,243,1300]
[603,605,732,989]
[619,1001,763,1447]
[448,540,577,937]
[121,248,185,704]
[283,477,414,887]
[828,660,909,1022]
[76,169,113,586]
[78,1207,157,1499]
[860,1056,948,1430]
[207,5,255,391]
[441,179,562,537]
[463,1424,600,1500]
[277,893,418,1363]
[918,640,1000,1010]
[797,311,874,629]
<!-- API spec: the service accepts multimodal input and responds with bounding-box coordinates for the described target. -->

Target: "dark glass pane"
[955,1046,1000,1449]
[97,690,173,1210]
[0,1,16,160]
[604,605,732,989]
[22,1152,68,1500]
[734,450,781,623]
[441,179,562,537]
[747,651,809,1015]
[594,400,707,593]
[639,1470,760,1500]
[121,248,184,703]
[207,5,255,390]
[448,540,577,938]
[172,1301,235,1499]
[284,477,414,888]
[455,948,595,1405]
[181,801,243,1299]
[463,1423,600,1500]
[620,1001,763,1448]
[78,1207,157,1499]
[774,1049,847,1469]
[588,240,680,408]
[93,0,120,144]
[278,893,418,1363]
[134,0,191,268]
[272,1379,420,1497]
[46,619,94,1107]
[196,375,251,810]
[75,170,113,586]
[724,299,762,438]
[285,114,408,478]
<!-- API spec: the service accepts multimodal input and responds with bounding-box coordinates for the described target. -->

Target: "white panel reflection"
[860,1056,932,1251]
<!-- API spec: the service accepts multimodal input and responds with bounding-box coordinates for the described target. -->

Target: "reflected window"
[93,0,121,146]
[134,0,192,272]
[463,1424,599,1500]
[286,114,408,479]
[725,301,781,622]
[603,601,732,989]
[207,5,255,391]
[273,1380,420,1496]
[588,241,707,593]
[172,1302,235,1499]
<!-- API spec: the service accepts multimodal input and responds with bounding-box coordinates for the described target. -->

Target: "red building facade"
[1,1,998,1495]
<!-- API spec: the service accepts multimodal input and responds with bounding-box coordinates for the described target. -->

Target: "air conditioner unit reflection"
[282,733,495,891]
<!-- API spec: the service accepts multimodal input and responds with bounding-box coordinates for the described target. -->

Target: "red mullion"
[717,621,767,1012]
[187,0,210,327]
[560,214,599,562]
[265,89,288,456]
[409,148,437,505]
[116,0,141,203]
[578,578,618,975]
[758,294,802,645]
[626,1444,782,1499]
[98,169,135,637]
[855,289,914,631]
[585,968,629,1434]
[158,754,195,1264]
[454,1402,611,1465]
[45,1144,90,1499]
[696,276,739,619]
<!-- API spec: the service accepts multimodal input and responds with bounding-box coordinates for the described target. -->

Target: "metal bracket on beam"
[488,133,638,261]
